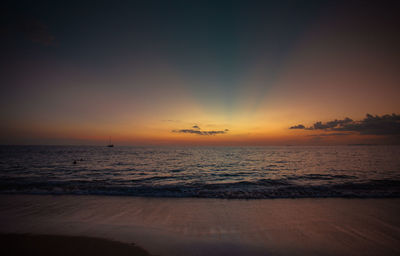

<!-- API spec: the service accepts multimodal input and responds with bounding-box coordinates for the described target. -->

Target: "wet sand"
[0,195,399,255]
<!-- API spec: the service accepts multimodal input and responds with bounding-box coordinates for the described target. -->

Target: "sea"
[0,145,399,198]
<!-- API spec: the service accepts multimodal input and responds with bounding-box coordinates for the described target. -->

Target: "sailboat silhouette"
[107,136,114,147]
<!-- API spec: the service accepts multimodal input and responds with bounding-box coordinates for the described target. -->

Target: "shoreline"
[1,195,399,255]
[2,192,400,200]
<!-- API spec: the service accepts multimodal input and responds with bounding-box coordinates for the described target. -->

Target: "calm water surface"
[0,146,399,198]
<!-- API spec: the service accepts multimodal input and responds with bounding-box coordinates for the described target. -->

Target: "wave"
[1,145,399,199]
[1,179,399,199]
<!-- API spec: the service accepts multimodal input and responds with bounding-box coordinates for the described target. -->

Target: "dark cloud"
[22,19,55,46]
[289,124,305,129]
[192,125,200,129]
[1,16,55,46]
[290,114,400,136]
[172,127,229,136]
[336,114,400,135]
[173,129,202,135]
[305,117,353,130]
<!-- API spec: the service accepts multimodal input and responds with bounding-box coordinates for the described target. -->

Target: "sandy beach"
[0,195,399,256]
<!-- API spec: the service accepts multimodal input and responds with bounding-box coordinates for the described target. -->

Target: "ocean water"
[0,145,399,198]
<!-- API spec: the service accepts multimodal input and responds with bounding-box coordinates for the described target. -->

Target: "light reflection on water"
[0,146,399,198]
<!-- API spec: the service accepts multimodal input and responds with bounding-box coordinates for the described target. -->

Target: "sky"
[1,0,399,145]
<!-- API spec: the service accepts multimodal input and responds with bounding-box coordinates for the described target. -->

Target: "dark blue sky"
[1,0,329,96]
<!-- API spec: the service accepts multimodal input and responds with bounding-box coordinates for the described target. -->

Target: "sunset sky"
[1,0,399,145]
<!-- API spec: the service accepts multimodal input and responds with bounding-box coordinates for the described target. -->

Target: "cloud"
[336,114,400,135]
[289,124,305,129]
[308,117,353,130]
[172,127,229,136]
[290,114,400,136]
[1,16,55,46]
[22,19,55,46]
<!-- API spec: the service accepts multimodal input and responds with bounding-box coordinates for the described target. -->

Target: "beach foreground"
[0,233,153,256]
[0,195,399,256]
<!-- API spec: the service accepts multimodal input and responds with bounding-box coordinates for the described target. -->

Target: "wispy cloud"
[162,119,181,123]
[172,127,229,136]
[307,133,350,137]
